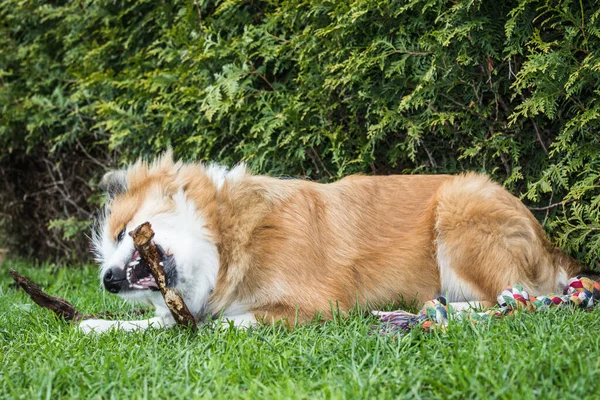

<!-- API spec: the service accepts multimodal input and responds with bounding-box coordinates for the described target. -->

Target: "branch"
[528,199,573,211]
[306,147,332,178]
[10,269,83,321]
[246,59,276,92]
[130,222,197,330]
[529,118,548,154]
[193,0,203,31]
[10,269,150,322]
[387,50,431,56]
[75,137,111,171]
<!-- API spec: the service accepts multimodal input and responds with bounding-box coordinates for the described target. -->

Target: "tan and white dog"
[80,152,586,333]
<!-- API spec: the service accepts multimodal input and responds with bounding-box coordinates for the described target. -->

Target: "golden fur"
[106,156,582,325]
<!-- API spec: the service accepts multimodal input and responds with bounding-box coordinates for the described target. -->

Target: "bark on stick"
[9,269,150,322]
[9,269,84,321]
[130,222,197,330]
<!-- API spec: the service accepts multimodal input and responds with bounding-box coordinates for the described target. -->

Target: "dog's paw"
[78,317,169,334]
[78,319,121,334]
[220,313,257,329]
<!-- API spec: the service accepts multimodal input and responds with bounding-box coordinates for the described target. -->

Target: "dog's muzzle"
[102,245,177,294]
[103,267,127,293]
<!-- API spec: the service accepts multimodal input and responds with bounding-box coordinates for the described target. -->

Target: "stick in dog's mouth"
[124,243,176,291]
[130,222,197,330]
[126,250,158,290]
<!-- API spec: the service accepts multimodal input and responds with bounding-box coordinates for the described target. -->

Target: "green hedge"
[1,0,599,264]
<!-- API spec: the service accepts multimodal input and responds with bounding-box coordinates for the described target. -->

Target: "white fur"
[556,268,568,292]
[91,207,116,266]
[436,241,483,302]
[446,301,486,312]
[79,316,170,334]
[205,163,246,190]
[219,300,258,327]
[204,164,229,190]
[220,313,257,328]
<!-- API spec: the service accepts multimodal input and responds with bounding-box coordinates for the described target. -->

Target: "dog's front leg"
[220,312,257,328]
[78,315,175,334]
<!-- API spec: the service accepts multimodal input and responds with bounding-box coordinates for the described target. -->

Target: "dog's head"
[92,152,244,316]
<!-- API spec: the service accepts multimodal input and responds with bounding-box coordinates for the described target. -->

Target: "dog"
[79,152,587,333]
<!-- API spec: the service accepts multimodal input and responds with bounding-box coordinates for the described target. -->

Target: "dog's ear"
[99,170,128,198]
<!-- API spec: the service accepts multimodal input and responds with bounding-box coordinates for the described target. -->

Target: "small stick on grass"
[9,269,84,321]
[130,222,197,330]
[9,269,151,322]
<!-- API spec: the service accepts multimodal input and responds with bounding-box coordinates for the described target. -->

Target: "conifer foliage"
[1,0,598,264]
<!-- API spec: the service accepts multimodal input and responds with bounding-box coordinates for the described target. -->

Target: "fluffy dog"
[80,152,585,333]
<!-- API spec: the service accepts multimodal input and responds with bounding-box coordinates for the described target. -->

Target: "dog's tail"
[555,249,600,284]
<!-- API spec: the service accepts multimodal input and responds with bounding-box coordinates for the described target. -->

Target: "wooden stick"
[130,222,197,330]
[9,269,150,322]
[9,269,84,321]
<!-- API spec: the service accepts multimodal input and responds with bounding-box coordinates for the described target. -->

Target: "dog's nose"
[103,267,126,293]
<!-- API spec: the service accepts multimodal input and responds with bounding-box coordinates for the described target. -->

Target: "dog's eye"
[117,227,126,243]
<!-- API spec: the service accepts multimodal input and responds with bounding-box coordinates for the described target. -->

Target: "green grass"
[2,260,600,399]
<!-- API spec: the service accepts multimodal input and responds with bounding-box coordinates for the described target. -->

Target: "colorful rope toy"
[374,276,600,335]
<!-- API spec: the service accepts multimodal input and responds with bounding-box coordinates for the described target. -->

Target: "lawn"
[2,260,600,399]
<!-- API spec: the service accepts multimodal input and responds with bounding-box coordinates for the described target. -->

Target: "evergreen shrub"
[1,0,598,265]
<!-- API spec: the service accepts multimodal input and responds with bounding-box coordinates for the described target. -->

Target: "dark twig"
[266,32,290,43]
[246,59,276,92]
[529,118,548,154]
[194,0,203,31]
[310,147,333,178]
[10,269,83,321]
[75,137,110,171]
[543,190,554,225]
[387,50,431,56]
[499,152,511,176]
[528,198,574,211]
[423,145,437,169]
[9,269,151,322]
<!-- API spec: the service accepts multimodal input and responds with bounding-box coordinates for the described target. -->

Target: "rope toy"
[374,276,600,335]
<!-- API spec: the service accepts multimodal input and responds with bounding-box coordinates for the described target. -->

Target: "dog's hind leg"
[434,174,576,302]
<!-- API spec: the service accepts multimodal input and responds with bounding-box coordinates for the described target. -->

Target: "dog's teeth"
[136,257,141,261]
[128,261,139,267]
[159,262,164,266]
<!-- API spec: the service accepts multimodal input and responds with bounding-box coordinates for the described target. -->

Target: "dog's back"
[208,172,581,323]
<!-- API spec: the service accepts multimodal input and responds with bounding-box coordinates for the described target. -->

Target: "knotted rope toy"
[374,277,600,335]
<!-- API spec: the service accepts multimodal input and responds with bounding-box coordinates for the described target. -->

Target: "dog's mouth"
[125,245,177,291]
